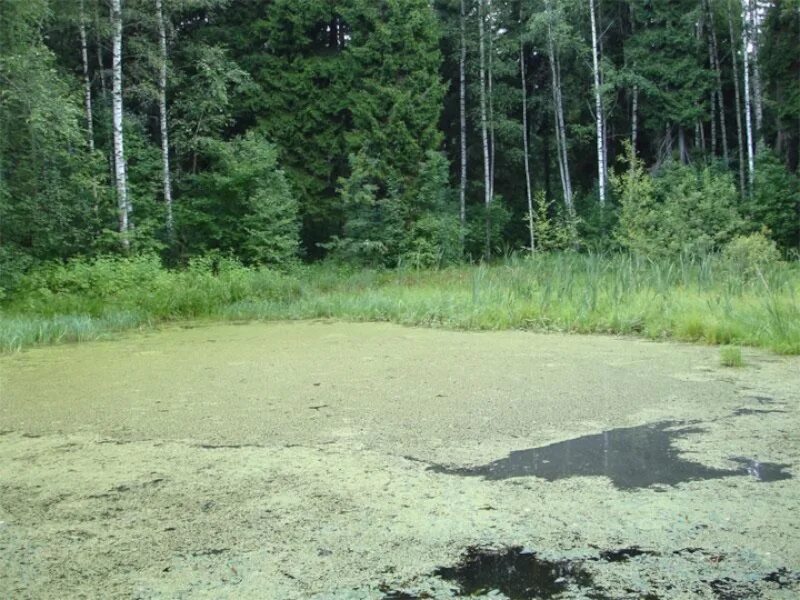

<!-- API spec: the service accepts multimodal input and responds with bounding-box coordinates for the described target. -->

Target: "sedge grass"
[2,252,799,354]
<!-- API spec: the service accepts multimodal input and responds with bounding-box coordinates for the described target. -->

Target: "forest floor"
[1,321,799,599]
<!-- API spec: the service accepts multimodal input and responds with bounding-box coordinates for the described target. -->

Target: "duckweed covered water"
[1,322,799,599]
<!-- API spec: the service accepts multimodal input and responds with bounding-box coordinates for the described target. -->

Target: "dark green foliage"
[760,0,800,170]
[403,151,462,267]
[1,0,798,283]
[464,198,512,260]
[178,133,300,266]
[324,152,407,267]
[0,0,100,269]
[742,151,800,251]
[616,147,742,256]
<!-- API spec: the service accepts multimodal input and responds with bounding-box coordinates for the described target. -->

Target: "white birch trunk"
[728,0,747,197]
[94,1,107,98]
[478,0,492,259]
[589,0,606,205]
[629,3,639,153]
[111,0,130,246]
[459,0,467,247]
[555,51,573,210]
[487,8,495,202]
[520,42,535,252]
[740,0,756,191]
[631,87,639,151]
[156,0,174,236]
[545,4,574,216]
[79,0,94,152]
[708,31,718,156]
[747,0,764,143]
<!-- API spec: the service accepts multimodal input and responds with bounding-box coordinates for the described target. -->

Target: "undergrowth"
[2,252,799,354]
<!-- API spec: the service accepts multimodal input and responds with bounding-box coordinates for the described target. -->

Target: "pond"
[1,322,798,598]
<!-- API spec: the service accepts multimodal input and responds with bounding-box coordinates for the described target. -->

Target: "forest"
[1,0,799,352]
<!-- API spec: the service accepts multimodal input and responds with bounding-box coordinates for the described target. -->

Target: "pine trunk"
[589,0,606,205]
[111,0,130,247]
[156,0,173,236]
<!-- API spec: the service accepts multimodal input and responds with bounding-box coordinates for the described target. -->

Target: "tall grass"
[2,252,799,354]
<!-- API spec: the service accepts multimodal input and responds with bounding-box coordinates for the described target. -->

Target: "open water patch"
[428,421,792,489]
[431,546,594,599]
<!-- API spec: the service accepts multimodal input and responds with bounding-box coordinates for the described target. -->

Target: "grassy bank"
[2,253,799,354]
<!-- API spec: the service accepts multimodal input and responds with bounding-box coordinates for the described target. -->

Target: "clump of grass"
[720,346,745,367]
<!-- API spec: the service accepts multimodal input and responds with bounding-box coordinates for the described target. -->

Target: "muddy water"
[1,321,799,598]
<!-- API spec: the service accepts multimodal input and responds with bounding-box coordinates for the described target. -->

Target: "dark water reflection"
[428,421,792,489]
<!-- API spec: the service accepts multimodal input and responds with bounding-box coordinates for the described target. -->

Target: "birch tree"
[746,0,764,141]
[111,0,130,246]
[740,0,756,190]
[519,26,534,252]
[78,0,94,152]
[478,0,492,258]
[459,0,467,247]
[543,0,574,216]
[588,0,606,205]
[629,3,639,153]
[156,0,173,236]
[728,0,747,197]
[487,5,495,202]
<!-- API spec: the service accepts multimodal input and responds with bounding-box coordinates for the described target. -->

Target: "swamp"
[3,0,800,596]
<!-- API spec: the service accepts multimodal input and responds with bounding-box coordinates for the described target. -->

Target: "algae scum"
[1,322,799,599]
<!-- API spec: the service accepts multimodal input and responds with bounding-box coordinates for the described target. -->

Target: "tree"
[533,0,574,216]
[0,0,99,281]
[728,0,748,197]
[478,0,492,258]
[79,0,95,152]
[111,0,131,247]
[588,0,606,205]
[740,0,757,189]
[520,26,535,252]
[155,0,173,236]
[459,0,468,248]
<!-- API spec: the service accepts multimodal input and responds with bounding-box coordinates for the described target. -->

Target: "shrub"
[532,191,579,252]
[742,151,800,251]
[615,145,742,256]
[722,232,782,277]
[613,143,658,255]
